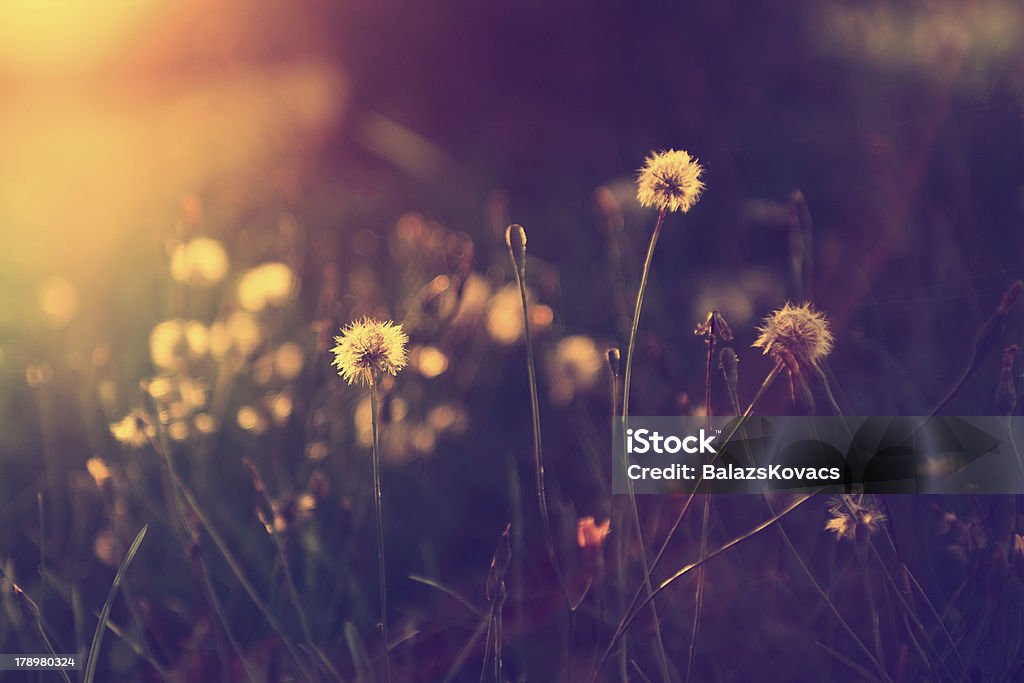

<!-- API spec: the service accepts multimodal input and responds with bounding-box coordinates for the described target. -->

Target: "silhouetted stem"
[504,225,571,608]
[619,207,672,682]
[370,380,392,683]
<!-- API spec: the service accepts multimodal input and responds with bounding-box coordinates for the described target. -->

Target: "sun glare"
[0,1,161,74]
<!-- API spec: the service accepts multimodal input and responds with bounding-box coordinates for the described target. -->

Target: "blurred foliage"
[2,1,1024,681]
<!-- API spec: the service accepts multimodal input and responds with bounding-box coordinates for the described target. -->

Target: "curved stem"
[621,207,665,425]
[370,380,392,683]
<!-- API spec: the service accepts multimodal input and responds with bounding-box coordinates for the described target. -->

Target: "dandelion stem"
[688,315,719,681]
[621,206,665,428]
[608,350,629,682]
[814,365,845,418]
[618,207,672,682]
[742,362,783,420]
[504,226,571,607]
[370,379,392,683]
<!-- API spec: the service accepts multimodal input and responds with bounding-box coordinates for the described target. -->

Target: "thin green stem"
[621,206,665,426]
[505,226,570,606]
[608,352,628,682]
[688,326,718,682]
[370,380,392,683]
[618,207,671,682]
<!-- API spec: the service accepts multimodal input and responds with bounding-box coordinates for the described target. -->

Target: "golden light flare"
[0,1,161,75]
[0,0,348,326]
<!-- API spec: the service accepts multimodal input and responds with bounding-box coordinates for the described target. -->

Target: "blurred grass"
[2,1,1024,681]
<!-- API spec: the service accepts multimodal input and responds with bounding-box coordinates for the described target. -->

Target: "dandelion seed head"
[636,149,704,213]
[331,317,409,386]
[825,496,886,542]
[753,302,834,372]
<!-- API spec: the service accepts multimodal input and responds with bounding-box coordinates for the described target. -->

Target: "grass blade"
[84,523,147,683]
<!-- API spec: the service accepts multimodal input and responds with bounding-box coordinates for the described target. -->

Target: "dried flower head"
[636,149,704,213]
[331,318,409,386]
[109,409,154,448]
[825,495,886,542]
[695,310,734,342]
[753,302,834,372]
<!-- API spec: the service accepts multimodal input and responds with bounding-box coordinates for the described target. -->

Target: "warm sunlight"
[0,1,161,74]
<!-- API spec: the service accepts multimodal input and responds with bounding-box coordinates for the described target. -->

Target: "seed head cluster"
[753,302,834,372]
[332,317,409,386]
[636,149,705,214]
